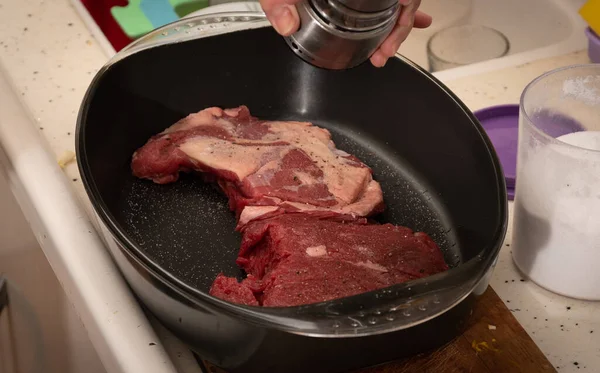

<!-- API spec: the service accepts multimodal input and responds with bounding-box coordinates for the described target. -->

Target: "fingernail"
[371,53,387,68]
[271,5,296,36]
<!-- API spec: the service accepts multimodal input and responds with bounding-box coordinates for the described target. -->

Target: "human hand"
[259,0,432,68]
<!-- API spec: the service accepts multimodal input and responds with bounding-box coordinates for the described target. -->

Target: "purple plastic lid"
[585,27,600,64]
[474,103,586,201]
[507,187,515,200]
[473,104,519,194]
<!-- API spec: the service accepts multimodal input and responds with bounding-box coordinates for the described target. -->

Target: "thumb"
[260,0,301,36]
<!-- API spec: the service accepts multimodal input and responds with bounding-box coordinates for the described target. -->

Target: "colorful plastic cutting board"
[111,0,208,39]
[580,0,600,36]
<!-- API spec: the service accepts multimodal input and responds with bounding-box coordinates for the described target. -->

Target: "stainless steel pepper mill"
[284,0,401,70]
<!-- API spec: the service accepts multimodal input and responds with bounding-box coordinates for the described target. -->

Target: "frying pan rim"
[75,23,508,335]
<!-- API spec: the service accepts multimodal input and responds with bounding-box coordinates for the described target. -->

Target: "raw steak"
[209,275,259,306]
[132,106,448,308]
[209,214,449,307]
[131,106,384,228]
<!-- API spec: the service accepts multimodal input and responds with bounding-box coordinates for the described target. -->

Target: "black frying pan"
[76,20,507,373]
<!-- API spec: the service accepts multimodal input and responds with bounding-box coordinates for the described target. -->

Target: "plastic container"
[512,64,600,300]
[473,104,521,200]
[427,24,510,72]
[579,0,600,37]
[585,27,600,63]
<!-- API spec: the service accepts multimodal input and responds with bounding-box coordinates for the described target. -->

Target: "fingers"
[377,7,416,59]
[413,10,432,29]
[371,0,431,67]
[260,0,301,36]
[259,0,430,67]
[370,50,388,68]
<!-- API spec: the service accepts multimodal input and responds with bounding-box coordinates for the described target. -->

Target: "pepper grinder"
[284,0,401,70]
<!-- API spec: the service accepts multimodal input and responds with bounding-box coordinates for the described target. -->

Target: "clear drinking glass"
[427,24,510,72]
[512,64,600,300]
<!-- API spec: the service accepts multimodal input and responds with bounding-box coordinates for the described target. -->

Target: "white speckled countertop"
[0,0,598,372]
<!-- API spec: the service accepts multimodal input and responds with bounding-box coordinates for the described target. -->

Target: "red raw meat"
[208,214,449,307]
[209,274,259,306]
[132,106,448,308]
[131,106,384,228]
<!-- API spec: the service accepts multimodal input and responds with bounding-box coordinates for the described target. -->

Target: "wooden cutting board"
[357,287,556,373]
[201,287,556,373]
